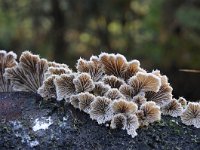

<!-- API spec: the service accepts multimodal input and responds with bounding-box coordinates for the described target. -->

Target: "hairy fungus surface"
[0,50,17,92]
[104,88,124,100]
[128,72,161,94]
[37,75,58,100]
[110,113,127,129]
[103,75,124,89]
[112,99,138,114]
[5,51,48,92]
[90,96,113,124]
[78,92,95,113]
[54,74,76,101]
[92,82,111,96]
[162,99,183,117]
[178,97,187,107]
[2,51,199,139]
[146,70,173,107]
[119,84,136,100]
[73,73,95,93]
[181,102,200,128]
[137,101,161,126]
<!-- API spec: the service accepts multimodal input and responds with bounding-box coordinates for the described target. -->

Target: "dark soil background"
[0,92,200,150]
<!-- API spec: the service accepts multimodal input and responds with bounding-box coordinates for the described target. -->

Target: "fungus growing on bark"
[44,66,72,79]
[0,50,18,92]
[104,88,124,100]
[145,70,173,107]
[76,57,103,82]
[78,92,95,113]
[110,113,127,129]
[123,60,143,81]
[99,53,127,78]
[70,95,80,109]
[178,97,187,107]
[73,73,95,93]
[90,96,113,124]
[37,75,58,100]
[119,84,136,100]
[4,51,48,92]
[161,99,183,117]
[112,99,138,114]
[132,93,147,108]
[125,114,139,138]
[92,82,111,96]
[103,75,124,89]
[128,72,161,94]
[54,73,76,101]
[137,101,161,126]
[181,102,200,128]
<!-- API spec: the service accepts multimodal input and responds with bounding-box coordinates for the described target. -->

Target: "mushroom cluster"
[1,50,200,138]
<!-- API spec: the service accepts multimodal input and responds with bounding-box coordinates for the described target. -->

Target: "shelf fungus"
[78,92,95,113]
[37,75,58,100]
[54,74,76,101]
[178,97,187,108]
[4,51,48,92]
[104,88,124,100]
[73,73,95,93]
[110,113,127,129]
[112,99,138,114]
[145,70,173,107]
[161,99,183,117]
[136,101,161,127]
[103,75,124,89]
[128,72,161,94]
[90,96,113,124]
[0,50,18,92]
[181,102,200,128]
[2,51,198,138]
[76,57,104,82]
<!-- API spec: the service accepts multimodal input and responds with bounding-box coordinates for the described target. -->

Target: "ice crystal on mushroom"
[73,73,95,93]
[104,88,124,100]
[162,99,183,117]
[37,75,58,100]
[137,101,161,126]
[145,70,173,107]
[110,113,127,129]
[181,102,200,128]
[112,99,138,114]
[90,96,113,124]
[103,75,124,89]
[0,50,17,92]
[5,51,48,92]
[128,72,161,94]
[78,92,95,113]
[54,74,76,101]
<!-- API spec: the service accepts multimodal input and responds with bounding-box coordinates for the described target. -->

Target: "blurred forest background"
[0,0,200,101]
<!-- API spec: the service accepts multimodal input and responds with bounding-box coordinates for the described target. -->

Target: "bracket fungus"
[2,51,200,139]
[4,51,48,92]
[162,99,183,117]
[181,102,200,128]
[0,50,17,92]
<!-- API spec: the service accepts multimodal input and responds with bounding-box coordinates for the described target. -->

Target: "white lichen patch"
[32,117,53,131]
